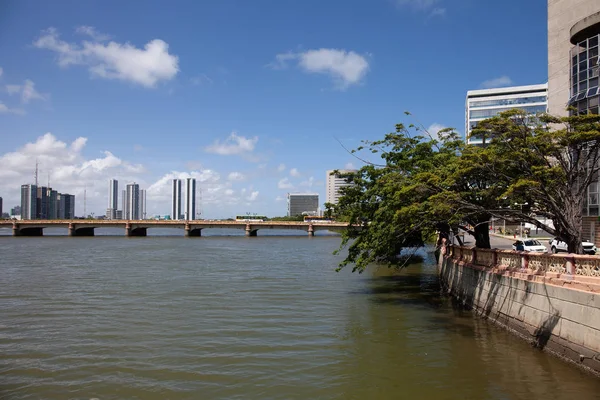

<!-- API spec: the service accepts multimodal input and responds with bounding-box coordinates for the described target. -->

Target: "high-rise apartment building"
[548,0,600,117]
[326,169,357,205]
[185,178,196,220]
[465,84,548,145]
[57,194,65,219]
[36,186,49,219]
[125,183,140,220]
[287,193,319,216]
[62,194,75,219]
[171,179,182,220]
[47,189,58,219]
[122,190,126,219]
[0,196,2,217]
[139,189,147,220]
[107,179,119,219]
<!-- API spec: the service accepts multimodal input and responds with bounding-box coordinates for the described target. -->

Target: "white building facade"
[106,179,118,219]
[171,179,182,220]
[185,178,196,221]
[465,84,548,145]
[326,169,357,205]
[125,183,140,220]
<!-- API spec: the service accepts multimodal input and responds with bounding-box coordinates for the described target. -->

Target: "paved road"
[452,234,550,250]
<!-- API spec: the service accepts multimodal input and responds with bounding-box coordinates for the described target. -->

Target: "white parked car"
[548,238,597,255]
[512,239,547,253]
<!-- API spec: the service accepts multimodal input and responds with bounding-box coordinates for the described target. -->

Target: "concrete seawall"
[438,244,600,375]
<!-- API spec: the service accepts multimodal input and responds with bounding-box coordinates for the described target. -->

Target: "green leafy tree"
[333,111,600,272]
[471,110,600,254]
[332,119,490,272]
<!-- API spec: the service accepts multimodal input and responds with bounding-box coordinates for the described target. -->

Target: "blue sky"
[0,0,548,218]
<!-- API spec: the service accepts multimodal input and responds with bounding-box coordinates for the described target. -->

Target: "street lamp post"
[514,202,529,239]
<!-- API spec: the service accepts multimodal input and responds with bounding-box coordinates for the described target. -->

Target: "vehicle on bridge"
[235,215,267,222]
[303,216,333,223]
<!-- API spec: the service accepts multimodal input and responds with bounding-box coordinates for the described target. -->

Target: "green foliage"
[334,110,600,271]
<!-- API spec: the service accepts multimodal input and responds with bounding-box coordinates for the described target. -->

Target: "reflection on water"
[0,237,598,399]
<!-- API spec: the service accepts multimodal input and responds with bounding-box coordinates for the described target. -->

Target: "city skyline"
[0,1,549,218]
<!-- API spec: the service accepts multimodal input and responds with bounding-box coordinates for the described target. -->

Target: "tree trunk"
[474,221,491,249]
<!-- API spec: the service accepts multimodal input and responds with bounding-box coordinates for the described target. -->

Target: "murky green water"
[1,233,599,399]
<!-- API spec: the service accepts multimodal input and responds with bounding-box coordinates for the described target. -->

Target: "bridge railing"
[446,244,600,280]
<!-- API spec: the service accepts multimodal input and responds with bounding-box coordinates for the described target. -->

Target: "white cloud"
[277,163,286,172]
[300,176,315,187]
[278,177,294,189]
[75,26,111,42]
[228,171,245,181]
[275,196,284,202]
[6,79,46,103]
[426,123,447,141]
[0,133,145,216]
[344,162,356,170]
[34,27,179,88]
[289,168,300,177]
[205,132,258,156]
[271,48,370,89]
[190,74,213,86]
[0,103,26,115]
[247,191,259,201]
[480,76,513,89]
[395,0,446,16]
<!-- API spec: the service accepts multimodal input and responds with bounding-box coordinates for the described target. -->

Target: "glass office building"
[465,84,548,146]
[569,33,600,116]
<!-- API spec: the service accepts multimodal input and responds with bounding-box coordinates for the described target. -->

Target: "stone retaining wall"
[439,244,600,374]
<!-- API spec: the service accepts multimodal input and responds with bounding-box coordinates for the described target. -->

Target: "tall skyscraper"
[36,186,49,219]
[122,190,126,219]
[139,189,147,220]
[0,196,2,217]
[62,194,75,219]
[326,169,357,205]
[107,179,118,219]
[185,178,196,221]
[171,179,182,220]
[125,183,140,220]
[47,189,58,219]
[57,194,66,219]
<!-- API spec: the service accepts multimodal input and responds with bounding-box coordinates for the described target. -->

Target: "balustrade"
[447,245,600,278]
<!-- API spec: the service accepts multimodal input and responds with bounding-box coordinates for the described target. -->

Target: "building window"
[570,33,600,116]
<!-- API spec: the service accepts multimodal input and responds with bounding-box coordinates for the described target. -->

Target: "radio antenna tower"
[34,159,39,186]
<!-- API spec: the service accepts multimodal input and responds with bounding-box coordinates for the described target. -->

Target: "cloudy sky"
[0,0,547,218]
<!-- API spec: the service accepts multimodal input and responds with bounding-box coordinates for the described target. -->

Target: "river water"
[1,231,599,399]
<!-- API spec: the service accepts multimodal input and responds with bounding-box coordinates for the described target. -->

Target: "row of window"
[468,105,547,120]
[468,96,547,109]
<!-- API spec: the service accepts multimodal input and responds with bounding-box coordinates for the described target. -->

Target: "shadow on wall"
[437,250,561,351]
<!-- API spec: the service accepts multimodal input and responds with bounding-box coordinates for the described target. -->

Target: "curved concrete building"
[548,1,600,116]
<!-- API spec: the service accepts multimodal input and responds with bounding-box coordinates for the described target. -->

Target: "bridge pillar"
[245,224,257,237]
[308,224,314,237]
[12,223,20,237]
[185,224,202,237]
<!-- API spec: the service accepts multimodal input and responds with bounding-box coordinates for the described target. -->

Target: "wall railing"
[444,242,600,279]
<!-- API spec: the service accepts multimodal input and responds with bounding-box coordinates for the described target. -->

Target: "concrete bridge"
[0,220,351,237]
